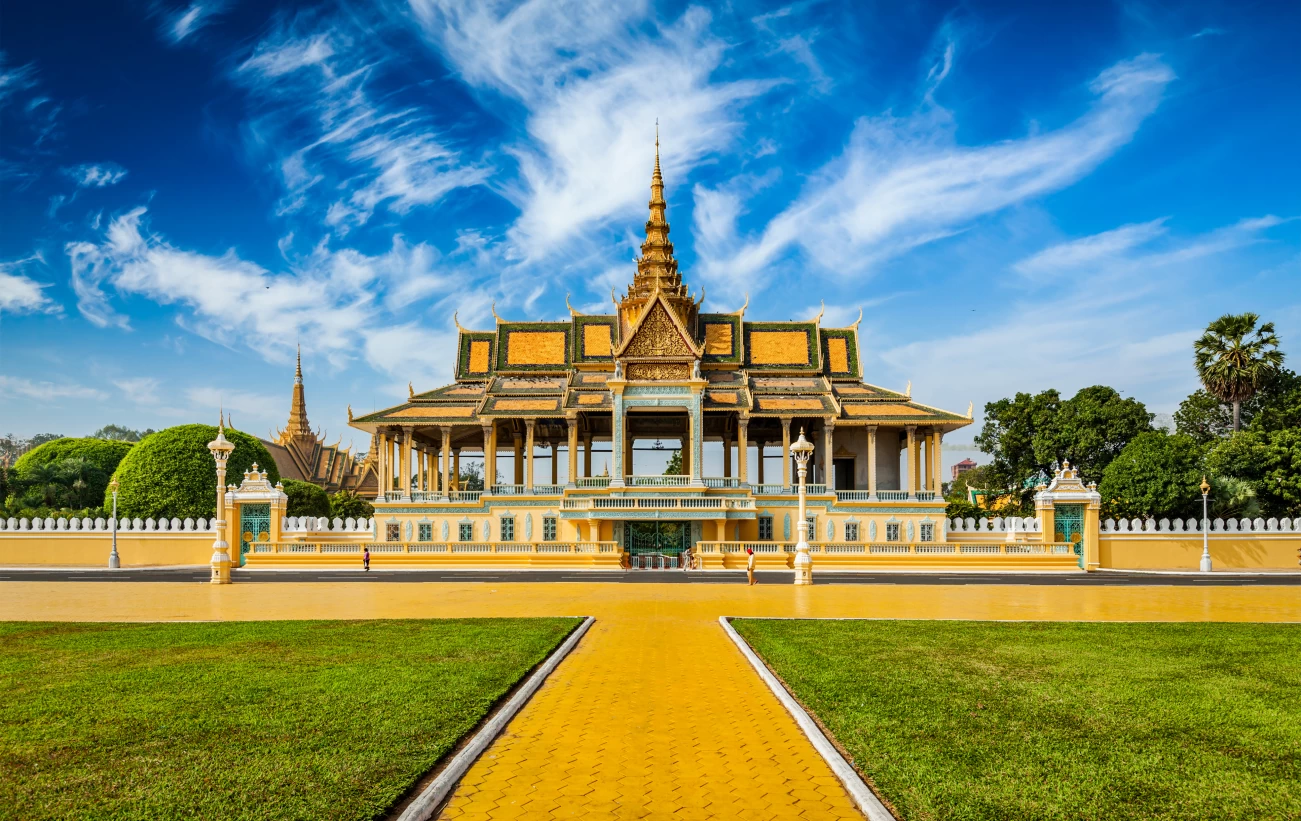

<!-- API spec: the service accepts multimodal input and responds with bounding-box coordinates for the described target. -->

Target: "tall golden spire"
[284,344,313,441]
[621,125,695,331]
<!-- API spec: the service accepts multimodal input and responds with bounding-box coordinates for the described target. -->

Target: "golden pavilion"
[347,143,974,567]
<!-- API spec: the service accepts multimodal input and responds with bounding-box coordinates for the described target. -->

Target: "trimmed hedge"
[14,438,134,478]
[108,425,279,519]
[282,479,331,518]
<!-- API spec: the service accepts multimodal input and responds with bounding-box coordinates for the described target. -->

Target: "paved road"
[1,567,1297,585]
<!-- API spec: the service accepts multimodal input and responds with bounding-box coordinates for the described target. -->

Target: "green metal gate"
[1055,504,1085,569]
[239,503,271,568]
[625,521,691,569]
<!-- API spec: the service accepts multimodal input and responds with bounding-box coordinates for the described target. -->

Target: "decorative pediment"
[616,296,700,359]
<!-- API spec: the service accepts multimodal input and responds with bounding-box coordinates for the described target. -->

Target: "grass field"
[0,618,579,820]
[732,619,1300,821]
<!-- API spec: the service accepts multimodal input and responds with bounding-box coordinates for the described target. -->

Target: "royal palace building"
[347,145,975,567]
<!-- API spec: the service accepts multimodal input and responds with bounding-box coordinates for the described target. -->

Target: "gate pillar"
[1034,461,1102,571]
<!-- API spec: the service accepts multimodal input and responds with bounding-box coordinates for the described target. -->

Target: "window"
[418,523,432,542]
[885,522,901,542]
[845,522,860,542]
[385,523,399,542]
[919,523,934,542]
[458,523,473,542]
[758,516,773,541]
[543,516,557,541]
[806,517,816,539]
[501,517,515,542]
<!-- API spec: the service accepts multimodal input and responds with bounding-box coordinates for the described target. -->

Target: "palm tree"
[1193,313,1285,432]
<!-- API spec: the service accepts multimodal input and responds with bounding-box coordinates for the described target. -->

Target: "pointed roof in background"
[283,344,313,441]
[626,126,690,304]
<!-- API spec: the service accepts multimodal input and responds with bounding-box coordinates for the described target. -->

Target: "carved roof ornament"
[811,301,825,324]
[616,294,701,359]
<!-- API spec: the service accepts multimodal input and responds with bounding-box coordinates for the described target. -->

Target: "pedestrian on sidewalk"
[363,547,370,572]
[746,546,756,586]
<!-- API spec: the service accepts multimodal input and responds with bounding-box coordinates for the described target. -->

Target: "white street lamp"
[790,427,815,586]
[207,415,236,585]
[1199,475,1212,573]
[107,478,120,569]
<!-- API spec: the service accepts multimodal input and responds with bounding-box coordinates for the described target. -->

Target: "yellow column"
[441,426,452,498]
[513,431,523,485]
[375,432,386,498]
[481,423,495,489]
[567,417,578,487]
[722,425,731,479]
[924,431,934,493]
[781,418,792,492]
[905,425,917,498]
[737,417,749,485]
[414,446,423,492]
[583,430,592,478]
[550,442,558,485]
[401,426,414,500]
[823,422,835,487]
[525,420,535,491]
[756,439,765,485]
[452,448,460,491]
[931,430,943,493]
[867,426,877,498]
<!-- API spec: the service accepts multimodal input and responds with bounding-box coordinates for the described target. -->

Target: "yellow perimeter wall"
[1,531,1297,570]
[1099,535,1298,571]
[0,533,213,567]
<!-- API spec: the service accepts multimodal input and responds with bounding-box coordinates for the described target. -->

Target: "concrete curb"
[396,615,595,821]
[719,616,897,821]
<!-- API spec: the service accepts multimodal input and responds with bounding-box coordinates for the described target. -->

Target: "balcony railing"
[576,477,611,488]
[876,490,910,501]
[625,475,692,487]
[252,541,621,555]
[915,491,938,501]
[752,483,787,495]
[563,497,756,511]
[694,542,1075,556]
[834,490,871,501]
[448,491,483,502]
[488,484,561,496]
[703,477,745,489]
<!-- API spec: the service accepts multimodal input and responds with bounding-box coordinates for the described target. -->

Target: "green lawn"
[732,619,1300,821]
[0,618,580,820]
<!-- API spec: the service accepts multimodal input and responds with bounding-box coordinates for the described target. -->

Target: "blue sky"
[2,0,1298,466]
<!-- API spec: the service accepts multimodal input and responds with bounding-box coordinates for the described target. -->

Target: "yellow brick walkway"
[3,581,1298,820]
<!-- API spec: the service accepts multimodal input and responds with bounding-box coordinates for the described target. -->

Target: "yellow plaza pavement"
[3,580,1298,820]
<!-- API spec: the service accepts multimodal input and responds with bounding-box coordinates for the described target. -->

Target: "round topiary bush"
[282,479,331,518]
[13,437,135,512]
[108,424,279,519]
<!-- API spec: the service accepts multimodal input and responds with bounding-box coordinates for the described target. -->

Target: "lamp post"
[1199,475,1212,573]
[207,416,236,585]
[790,427,815,586]
[107,478,120,569]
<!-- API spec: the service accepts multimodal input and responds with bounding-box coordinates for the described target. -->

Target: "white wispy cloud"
[162,2,227,45]
[234,20,489,232]
[113,377,162,405]
[1014,215,1287,278]
[693,53,1176,298]
[0,254,59,315]
[0,375,106,402]
[62,162,128,188]
[410,1,774,258]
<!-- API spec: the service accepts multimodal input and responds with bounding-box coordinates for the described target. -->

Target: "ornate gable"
[617,296,699,359]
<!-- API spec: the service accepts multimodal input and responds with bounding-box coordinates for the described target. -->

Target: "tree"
[1206,428,1301,518]
[1098,432,1205,520]
[1175,369,1300,444]
[91,424,155,442]
[458,462,484,491]
[282,479,332,518]
[109,424,279,519]
[975,386,1152,511]
[330,490,374,519]
[58,457,106,509]
[13,438,133,509]
[1193,313,1285,431]
[664,449,683,475]
[1208,475,1261,520]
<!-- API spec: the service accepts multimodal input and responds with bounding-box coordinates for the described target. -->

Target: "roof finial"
[218,405,225,432]
[295,344,303,385]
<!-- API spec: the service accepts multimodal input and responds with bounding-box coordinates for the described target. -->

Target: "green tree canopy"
[12,438,133,510]
[91,424,156,442]
[108,424,279,519]
[1193,312,1285,431]
[282,479,331,518]
[329,490,374,520]
[1206,428,1301,518]
[1175,369,1300,444]
[1098,432,1205,520]
[14,437,133,477]
[664,449,684,475]
[975,386,1153,510]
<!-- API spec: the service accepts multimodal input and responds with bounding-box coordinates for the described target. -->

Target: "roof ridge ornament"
[905,381,912,399]
[565,293,583,316]
[491,301,503,324]
[453,310,469,333]
[851,307,863,329]
[811,301,825,324]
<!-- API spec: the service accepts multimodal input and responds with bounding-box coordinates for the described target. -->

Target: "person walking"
[363,547,370,572]
[746,546,757,586]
